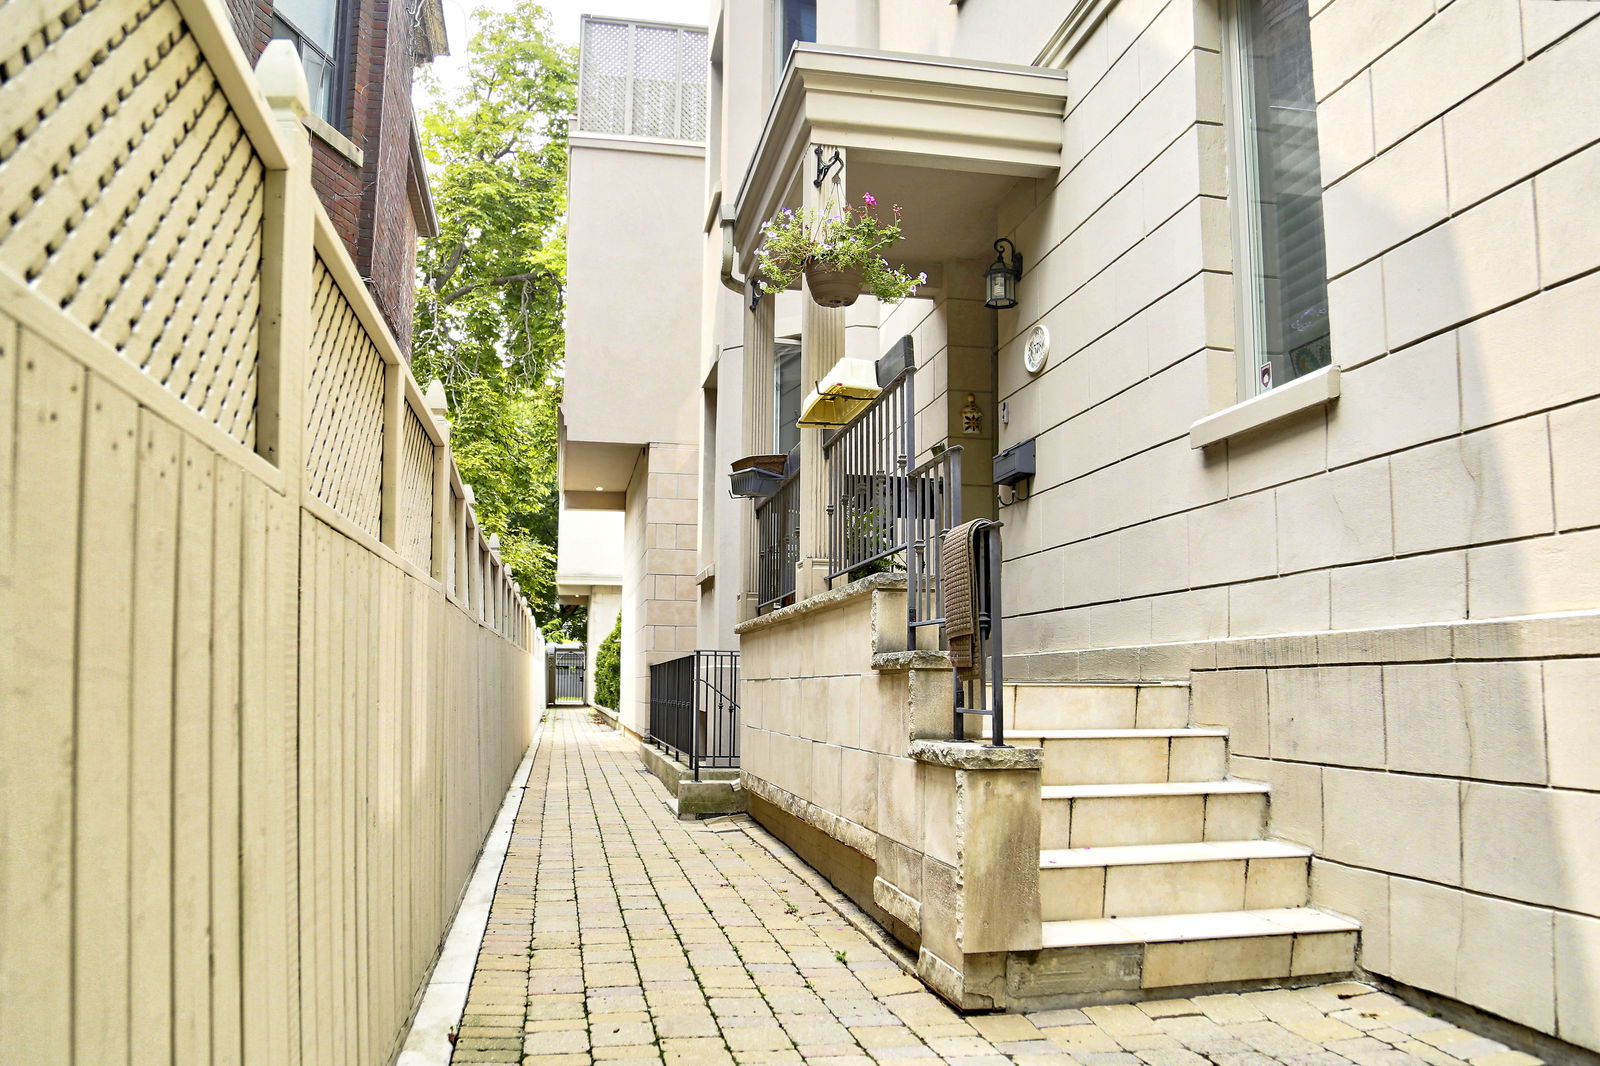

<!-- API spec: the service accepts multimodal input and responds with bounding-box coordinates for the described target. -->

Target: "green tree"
[413,1,574,634]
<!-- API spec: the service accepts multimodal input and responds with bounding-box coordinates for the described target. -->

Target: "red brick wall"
[223,0,428,357]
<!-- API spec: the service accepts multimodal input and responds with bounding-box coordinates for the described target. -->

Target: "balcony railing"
[648,651,741,778]
[823,367,915,582]
[753,471,800,612]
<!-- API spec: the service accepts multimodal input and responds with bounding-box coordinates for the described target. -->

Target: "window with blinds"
[578,17,709,142]
[1225,0,1331,396]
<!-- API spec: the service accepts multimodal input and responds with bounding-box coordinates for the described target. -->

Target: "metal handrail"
[950,521,1006,749]
[648,650,740,779]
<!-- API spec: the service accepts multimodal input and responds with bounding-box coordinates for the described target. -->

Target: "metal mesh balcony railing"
[578,17,708,142]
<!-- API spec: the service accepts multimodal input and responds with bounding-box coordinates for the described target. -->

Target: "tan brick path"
[449,706,1544,1066]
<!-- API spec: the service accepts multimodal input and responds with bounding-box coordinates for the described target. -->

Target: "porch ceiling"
[733,45,1069,277]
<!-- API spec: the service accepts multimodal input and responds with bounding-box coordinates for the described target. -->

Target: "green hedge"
[593,616,621,711]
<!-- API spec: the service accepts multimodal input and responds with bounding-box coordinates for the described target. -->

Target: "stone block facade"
[620,443,701,737]
[737,577,1044,1008]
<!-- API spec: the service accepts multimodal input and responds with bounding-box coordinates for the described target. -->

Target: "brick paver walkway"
[450,705,1543,1066]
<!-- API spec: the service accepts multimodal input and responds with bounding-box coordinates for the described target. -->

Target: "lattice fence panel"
[397,406,434,570]
[578,19,629,135]
[0,0,266,446]
[630,25,682,140]
[304,257,385,534]
[677,29,708,142]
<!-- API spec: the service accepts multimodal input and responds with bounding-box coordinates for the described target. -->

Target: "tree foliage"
[413,1,575,635]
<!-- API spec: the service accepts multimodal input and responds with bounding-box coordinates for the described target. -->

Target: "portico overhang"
[733,45,1069,278]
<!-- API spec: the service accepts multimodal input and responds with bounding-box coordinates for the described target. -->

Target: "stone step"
[979,728,1229,785]
[1014,908,1359,1003]
[1038,840,1309,921]
[998,681,1193,732]
[1041,779,1269,848]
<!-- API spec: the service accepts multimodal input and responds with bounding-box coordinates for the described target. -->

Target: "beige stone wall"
[944,0,1600,1046]
[621,443,701,736]
[737,577,1042,1006]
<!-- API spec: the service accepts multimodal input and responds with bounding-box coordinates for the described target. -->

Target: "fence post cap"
[255,40,310,118]
[425,378,449,415]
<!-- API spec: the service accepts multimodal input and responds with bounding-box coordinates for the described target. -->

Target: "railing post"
[427,380,451,584]
[985,524,1007,749]
[254,42,313,485]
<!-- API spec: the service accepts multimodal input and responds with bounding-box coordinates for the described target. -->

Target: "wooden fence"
[0,1,543,1063]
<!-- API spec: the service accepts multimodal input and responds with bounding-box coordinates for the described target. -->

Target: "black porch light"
[984,237,1022,310]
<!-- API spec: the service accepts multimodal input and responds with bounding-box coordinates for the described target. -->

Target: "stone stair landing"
[990,682,1359,1009]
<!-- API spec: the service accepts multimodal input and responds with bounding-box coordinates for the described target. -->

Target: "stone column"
[797,143,848,600]
[739,282,775,619]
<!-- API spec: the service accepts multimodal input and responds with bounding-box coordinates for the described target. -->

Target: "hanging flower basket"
[756,194,927,309]
[804,262,864,307]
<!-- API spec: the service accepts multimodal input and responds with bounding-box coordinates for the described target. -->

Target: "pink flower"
[862,192,878,206]
[892,204,902,216]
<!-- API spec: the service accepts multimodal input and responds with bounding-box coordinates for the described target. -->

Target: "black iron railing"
[949,520,1006,748]
[648,650,740,778]
[823,368,915,582]
[753,472,799,612]
[905,447,963,631]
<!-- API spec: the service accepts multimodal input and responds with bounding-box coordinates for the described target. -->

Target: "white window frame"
[1220,0,1330,401]
[1190,0,1341,448]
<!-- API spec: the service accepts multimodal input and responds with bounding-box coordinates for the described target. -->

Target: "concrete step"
[1039,840,1309,922]
[1013,908,1359,1003]
[1041,779,1269,848]
[995,682,1193,732]
[984,728,1229,785]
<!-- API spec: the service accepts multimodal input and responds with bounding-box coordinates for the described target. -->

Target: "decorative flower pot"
[804,263,863,308]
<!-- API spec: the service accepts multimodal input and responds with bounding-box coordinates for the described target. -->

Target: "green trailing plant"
[756,193,926,303]
[593,616,622,711]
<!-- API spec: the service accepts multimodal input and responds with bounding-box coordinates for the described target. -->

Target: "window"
[775,341,801,455]
[775,0,816,78]
[272,0,345,128]
[1224,0,1330,397]
[577,18,709,141]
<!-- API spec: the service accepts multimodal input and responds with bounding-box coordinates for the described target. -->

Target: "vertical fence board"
[129,414,182,1066]
[1,333,84,1066]
[173,438,217,1066]
[210,461,244,1066]
[72,376,139,1065]
[0,313,16,662]
[298,516,324,1066]
[238,477,275,1064]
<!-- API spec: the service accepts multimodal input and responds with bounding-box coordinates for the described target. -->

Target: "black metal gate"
[552,647,586,703]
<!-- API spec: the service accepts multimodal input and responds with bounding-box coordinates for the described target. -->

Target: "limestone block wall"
[737,577,1042,1008]
[951,0,1600,1047]
[621,442,701,736]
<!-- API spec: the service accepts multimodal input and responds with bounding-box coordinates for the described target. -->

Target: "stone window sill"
[304,112,363,166]
[1188,364,1341,449]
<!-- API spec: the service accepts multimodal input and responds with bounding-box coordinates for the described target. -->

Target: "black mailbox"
[993,438,1036,487]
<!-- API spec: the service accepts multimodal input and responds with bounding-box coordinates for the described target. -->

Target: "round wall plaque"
[1023,324,1050,375]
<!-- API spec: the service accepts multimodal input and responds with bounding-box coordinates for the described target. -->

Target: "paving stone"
[441,708,1532,1066]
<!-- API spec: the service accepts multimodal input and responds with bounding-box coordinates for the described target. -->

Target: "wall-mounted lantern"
[984,237,1022,310]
